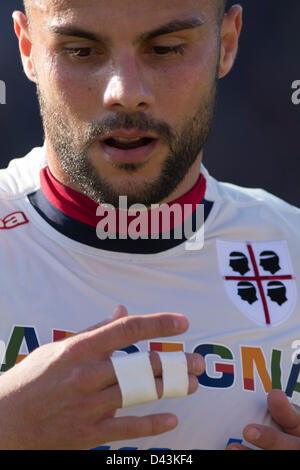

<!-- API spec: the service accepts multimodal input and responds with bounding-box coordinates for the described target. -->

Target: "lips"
[99,130,159,163]
[105,136,154,150]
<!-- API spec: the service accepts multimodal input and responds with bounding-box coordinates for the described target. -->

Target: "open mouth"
[100,133,159,163]
[104,137,155,150]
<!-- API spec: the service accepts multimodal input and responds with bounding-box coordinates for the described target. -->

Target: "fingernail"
[112,305,128,319]
[173,315,188,331]
[165,415,178,429]
[193,354,204,373]
[246,427,261,441]
[111,306,121,318]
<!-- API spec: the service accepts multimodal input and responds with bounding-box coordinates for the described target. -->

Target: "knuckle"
[120,316,141,340]
[154,314,168,336]
[123,417,163,438]
[59,334,91,363]
[55,336,80,360]
[71,422,93,444]
[123,417,154,440]
[147,415,162,436]
[122,419,137,439]
[66,366,91,393]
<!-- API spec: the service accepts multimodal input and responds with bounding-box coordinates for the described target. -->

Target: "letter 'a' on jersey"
[1,146,300,450]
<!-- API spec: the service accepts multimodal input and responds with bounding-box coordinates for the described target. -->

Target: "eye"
[151,45,185,56]
[65,47,100,59]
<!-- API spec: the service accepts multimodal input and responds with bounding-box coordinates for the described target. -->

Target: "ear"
[218,5,243,79]
[12,11,37,84]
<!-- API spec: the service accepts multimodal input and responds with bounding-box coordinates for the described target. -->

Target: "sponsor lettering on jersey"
[0,326,39,372]
[0,211,28,230]
[193,342,300,398]
[149,341,185,352]
[1,328,300,400]
[53,329,75,341]
[194,343,235,389]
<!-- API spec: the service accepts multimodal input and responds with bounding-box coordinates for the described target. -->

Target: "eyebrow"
[136,18,204,43]
[47,25,109,43]
[47,17,204,44]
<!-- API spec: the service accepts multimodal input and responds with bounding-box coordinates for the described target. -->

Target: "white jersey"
[1,146,300,450]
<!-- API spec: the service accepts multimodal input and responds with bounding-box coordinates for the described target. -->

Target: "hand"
[0,306,204,450]
[227,389,300,450]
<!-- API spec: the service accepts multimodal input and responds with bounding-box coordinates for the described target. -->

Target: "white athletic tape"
[157,351,189,399]
[111,352,158,408]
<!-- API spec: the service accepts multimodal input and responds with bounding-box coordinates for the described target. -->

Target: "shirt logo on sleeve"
[216,240,297,326]
[0,212,29,230]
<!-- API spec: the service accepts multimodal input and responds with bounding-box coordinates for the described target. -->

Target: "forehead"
[29,0,216,36]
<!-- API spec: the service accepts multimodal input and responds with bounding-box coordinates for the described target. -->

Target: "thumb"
[111,305,129,320]
[80,305,129,334]
[268,389,300,435]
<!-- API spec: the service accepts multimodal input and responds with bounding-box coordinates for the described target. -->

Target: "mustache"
[85,112,175,144]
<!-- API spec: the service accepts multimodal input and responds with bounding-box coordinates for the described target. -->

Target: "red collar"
[40,166,206,235]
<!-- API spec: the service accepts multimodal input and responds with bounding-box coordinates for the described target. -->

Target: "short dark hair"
[217,0,227,23]
[221,0,228,15]
[23,0,228,26]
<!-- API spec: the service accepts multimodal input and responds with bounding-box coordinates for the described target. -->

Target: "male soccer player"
[1,0,300,450]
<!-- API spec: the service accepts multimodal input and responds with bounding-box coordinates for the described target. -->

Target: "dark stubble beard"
[36,73,218,208]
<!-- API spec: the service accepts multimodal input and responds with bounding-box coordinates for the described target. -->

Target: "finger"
[97,373,199,413]
[243,424,300,450]
[95,351,204,389]
[80,373,199,422]
[64,351,204,397]
[80,313,189,358]
[154,374,199,399]
[267,389,300,436]
[93,413,178,445]
[150,351,204,382]
[111,305,129,320]
[63,306,129,344]
[80,305,129,333]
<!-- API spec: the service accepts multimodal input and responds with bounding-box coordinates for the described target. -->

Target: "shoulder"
[204,165,299,214]
[203,166,300,238]
[228,183,298,232]
[220,180,299,213]
[0,146,47,201]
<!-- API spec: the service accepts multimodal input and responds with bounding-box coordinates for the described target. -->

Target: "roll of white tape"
[157,351,189,398]
[111,352,158,408]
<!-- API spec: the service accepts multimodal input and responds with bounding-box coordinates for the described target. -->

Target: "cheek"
[36,53,101,121]
[154,62,215,126]
[152,38,219,121]
[56,69,97,120]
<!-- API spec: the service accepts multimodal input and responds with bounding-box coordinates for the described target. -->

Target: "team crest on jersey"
[216,240,297,326]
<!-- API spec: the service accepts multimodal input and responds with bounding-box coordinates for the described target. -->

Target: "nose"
[103,51,154,112]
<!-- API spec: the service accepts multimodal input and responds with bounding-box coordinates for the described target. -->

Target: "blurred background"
[0,0,299,206]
